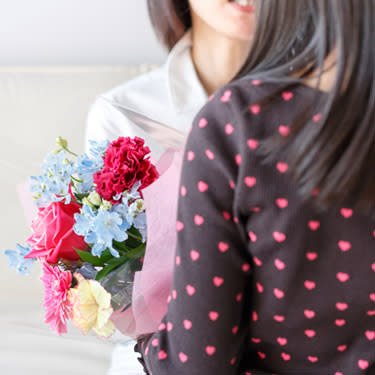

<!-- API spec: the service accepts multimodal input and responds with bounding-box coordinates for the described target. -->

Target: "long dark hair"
[147,0,191,51]
[238,0,375,209]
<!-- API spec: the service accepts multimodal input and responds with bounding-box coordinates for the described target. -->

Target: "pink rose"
[26,201,87,264]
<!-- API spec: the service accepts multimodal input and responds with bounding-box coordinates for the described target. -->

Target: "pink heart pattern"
[190,250,200,261]
[218,241,229,253]
[209,311,219,321]
[358,360,369,370]
[213,276,224,287]
[276,162,289,173]
[194,215,205,226]
[273,232,286,242]
[338,241,352,252]
[187,150,195,161]
[306,252,318,261]
[250,105,261,115]
[304,309,316,319]
[225,123,234,134]
[186,285,196,296]
[158,350,167,360]
[205,346,216,356]
[277,337,288,346]
[198,118,208,128]
[136,85,374,375]
[276,198,289,209]
[220,90,232,102]
[245,176,257,188]
[279,125,290,136]
[197,181,209,192]
[247,138,259,150]
[274,259,286,270]
[179,352,188,363]
[282,91,294,101]
[274,288,285,299]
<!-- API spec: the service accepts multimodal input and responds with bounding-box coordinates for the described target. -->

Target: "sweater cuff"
[134,334,153,374]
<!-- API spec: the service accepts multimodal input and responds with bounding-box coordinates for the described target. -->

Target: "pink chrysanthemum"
[40,262,73,335]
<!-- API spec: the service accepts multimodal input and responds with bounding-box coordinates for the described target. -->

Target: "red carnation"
[94,137,159,203]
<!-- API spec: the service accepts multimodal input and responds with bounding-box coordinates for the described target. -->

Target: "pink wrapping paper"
[130,148,184,335]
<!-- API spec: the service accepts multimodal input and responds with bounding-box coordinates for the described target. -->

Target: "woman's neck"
[191,24,252,96]
[303,50,337,93]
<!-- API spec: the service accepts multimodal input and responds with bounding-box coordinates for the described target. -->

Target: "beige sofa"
[0,65,155,375]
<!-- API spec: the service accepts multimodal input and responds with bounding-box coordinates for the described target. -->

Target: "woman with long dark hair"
[134,1,375,374]
[85,1,256,374]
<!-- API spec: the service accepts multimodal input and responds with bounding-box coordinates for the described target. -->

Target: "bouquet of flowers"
[4,136,159,337]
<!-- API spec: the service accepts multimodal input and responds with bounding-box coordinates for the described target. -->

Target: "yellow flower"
[69,274,115,338]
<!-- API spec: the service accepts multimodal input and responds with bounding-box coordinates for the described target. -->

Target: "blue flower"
[75,150,106,194]
[122,181,142,203]
[74,204,131,258]
[4,244,35,275]
[133,212,147,243]
[112,201,134,227]
[29,151,75,207]
[74,204,96,237]
[91,210,130,257]
[87,139,110,159]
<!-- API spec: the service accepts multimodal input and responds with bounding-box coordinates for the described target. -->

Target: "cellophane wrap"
[113,148,184,336]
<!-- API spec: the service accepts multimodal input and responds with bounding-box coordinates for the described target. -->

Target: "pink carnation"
[94,137,159,203]
[40,262,73,335]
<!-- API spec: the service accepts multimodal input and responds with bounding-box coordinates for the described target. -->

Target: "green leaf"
[73,192,88,201]
[95,255,129,281]
[112,240,130,252]
[99,249,114,263]
[126,243,146,259]
[106,255,129,266]
[75,249,114,267]
[124,226,143,247]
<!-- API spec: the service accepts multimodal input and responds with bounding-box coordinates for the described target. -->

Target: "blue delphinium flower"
[112,200,134,227]
[74,203,131,258]
[91,210,130,257]
[74,204,96,237]
[4,244,35,275]
[133,211,147,243]
[88,139,110,159]
[122,181,142,203]
[74,140,109,195]
[75,153,101,195]
[29,151,75,207]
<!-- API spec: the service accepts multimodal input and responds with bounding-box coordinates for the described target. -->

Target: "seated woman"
[135,0,375,374]
[85,1,255,374]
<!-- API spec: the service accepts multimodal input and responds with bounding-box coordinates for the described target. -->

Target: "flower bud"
[87,191,102,207]
[82,197,94,208]
[135,199,145,213]
[56,136,68,149]
[100,200,112,211]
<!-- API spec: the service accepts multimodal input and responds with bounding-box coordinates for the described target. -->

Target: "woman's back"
[229,81,375,373]
[136,79,375,374]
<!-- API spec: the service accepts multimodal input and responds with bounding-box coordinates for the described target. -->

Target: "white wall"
[0,0,167,65]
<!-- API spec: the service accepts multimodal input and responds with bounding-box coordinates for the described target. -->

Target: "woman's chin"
[224,24,255,42]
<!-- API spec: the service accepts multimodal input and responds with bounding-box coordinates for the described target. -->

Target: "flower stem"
[63,147,78,157]
[71,176,84,183]
[126,231,143,241]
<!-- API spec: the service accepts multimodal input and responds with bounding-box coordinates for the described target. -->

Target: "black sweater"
[136,79,375,375]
